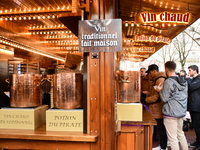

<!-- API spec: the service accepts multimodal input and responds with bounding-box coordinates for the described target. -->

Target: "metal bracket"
[91,53,99,59]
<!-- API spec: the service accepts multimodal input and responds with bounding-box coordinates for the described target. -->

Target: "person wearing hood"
[155,61,188,150]
[142,64,168,150]
[186,65,200,150]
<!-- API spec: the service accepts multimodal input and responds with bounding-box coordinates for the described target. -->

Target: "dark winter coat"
[186,74,200,112]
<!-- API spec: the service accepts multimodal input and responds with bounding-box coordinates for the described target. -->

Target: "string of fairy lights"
[0,0,87,62]
[0,4,80,55]
[0,6,71,14]
[124,21,163,34]
[29,24,66,29]
[0,36,65,62]
[0,15,57,21]
[0,6,71,21]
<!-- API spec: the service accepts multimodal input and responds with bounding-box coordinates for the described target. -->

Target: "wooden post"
[87,0,116,150]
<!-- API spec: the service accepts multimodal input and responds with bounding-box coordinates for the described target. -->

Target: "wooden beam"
[87,0,116,150]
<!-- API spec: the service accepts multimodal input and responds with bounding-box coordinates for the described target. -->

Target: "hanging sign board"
[78,19,122,52]
[134,34,171,44]
[135,11,194,29]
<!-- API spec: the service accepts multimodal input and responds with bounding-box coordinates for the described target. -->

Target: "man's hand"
[154,85,162,92]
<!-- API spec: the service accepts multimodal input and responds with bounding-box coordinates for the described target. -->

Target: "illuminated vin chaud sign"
[78,19,122,52]
[135,11,194,29]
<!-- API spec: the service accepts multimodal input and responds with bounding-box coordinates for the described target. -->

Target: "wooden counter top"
[0,124,98,142]
[0,107,153,143]
[121,106,157,126]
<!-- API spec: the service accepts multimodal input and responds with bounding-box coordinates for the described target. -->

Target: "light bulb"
[125,22,128,27]
[131,22,134,27]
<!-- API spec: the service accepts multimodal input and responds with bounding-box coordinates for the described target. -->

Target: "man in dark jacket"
[187,65,200,150]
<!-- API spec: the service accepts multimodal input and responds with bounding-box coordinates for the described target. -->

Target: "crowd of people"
[140,62,200,150]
